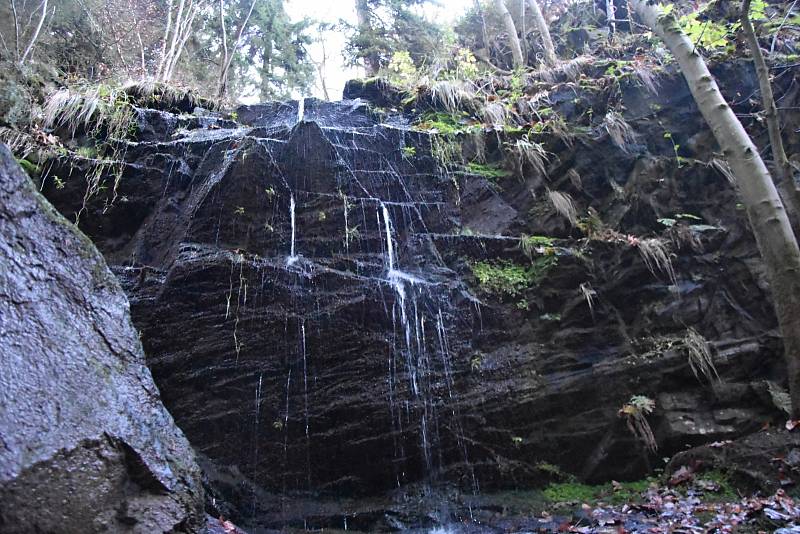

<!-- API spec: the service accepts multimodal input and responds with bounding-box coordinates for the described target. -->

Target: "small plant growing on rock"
[580,282,597,316]
[601,110,638,154]
[471,257,556,298]
[508,136,547,178]
[632,237,677,285]
[519,234,554,259]
[684,328,719,383]
[547,190,578,226]
[43,84,138,221]
[619,395,658,453]
[430,80,476,114]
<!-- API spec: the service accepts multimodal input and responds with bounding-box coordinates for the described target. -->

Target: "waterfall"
[381,202,395,273]
[297,97,305,122]
[381,201,437,474]
[251,372,263,519]
[301,320,311,488]
[287,195,298,265]
[301,321,308,439]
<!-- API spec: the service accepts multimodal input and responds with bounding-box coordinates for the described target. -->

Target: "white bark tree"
[156,0,203,82]
[741,0,800,232]
[11,0,51,66]
[217,0,257,99]
[629,0,800,416]
[493,0,524,68]
[527,0,557,66]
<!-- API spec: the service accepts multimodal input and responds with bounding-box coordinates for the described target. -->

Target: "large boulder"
[0,145,204,533]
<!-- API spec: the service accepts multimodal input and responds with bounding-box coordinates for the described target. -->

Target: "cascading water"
[382,202,395,273]
[287,194,298,265]
[251,373,263,518]
[129,96,483,530]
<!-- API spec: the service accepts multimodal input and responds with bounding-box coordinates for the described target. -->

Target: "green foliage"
[15,158,40,176]
[402,146,417,157]
[543,482,600,503]
[42,83,139,221]
[519,235,554,258]
[450,48,479,80]
[345,0,445,73]
[415,111,470,135]
[543,479,655,505]
[386,50,418,86]
[466,161,511,180]
[203,0,315,100]
[673,1,765,52]
[471,256,557,297]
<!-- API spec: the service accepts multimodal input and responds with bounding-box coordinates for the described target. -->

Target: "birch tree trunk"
[527,0,557,66]
[217,0,230,98]
[629,0,800,417]
[163,0,200,82]
[494,0,524,68]
[741,0,800,234]
[161,0,186,80]
[606,0,616,34]
[217,0,256,99]
[156,0,174,79]
[11,0,21,61]
[18,0,49,65]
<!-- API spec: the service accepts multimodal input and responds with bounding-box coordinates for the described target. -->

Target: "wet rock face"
[38,63,795,525]
[0,146,204,533]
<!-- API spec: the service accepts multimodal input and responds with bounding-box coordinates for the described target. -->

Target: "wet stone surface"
[36,67,800,530]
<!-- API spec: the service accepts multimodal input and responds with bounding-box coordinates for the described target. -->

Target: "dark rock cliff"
[0,145,204,533]
[35,59,799,528]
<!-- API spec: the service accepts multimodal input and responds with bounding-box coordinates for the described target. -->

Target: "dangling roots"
[619,395,657,453]
[601,110,638,153]
[685,328,719,383]
[547,190,578,226]
[637,238,677,285]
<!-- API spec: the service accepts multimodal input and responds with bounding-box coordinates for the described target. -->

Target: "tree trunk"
[742,0,800,234]
[527,0,557,66]
[494,0,524,68]
[11,0,21,61]
[355,0,379,76]
[217,0,256,100]
[19,0,48,65]
[316,32,330,101]
[217,0,230,98]
[156,0,174,79]
[630,0,800,417]
[606,0,616,34]
[161,0,186,81]
[164,0,199,82]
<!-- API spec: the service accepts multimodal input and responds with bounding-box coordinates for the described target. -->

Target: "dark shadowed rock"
[0,145,204,533]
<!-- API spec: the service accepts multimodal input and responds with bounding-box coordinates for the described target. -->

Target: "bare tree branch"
[19,0,48,65]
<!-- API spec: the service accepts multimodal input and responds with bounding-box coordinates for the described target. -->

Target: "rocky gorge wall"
[32,58,800,528]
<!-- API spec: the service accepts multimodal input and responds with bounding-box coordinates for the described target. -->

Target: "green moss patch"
[471,256,557,297]
[466,161,511,180]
